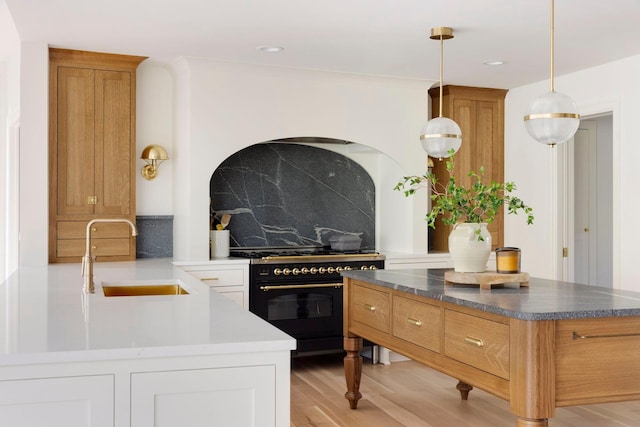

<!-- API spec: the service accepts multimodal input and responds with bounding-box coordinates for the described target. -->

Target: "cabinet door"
[0,375,113,427]
[56,66,96,216]
[131,366,275,427]
[95,69,133,216]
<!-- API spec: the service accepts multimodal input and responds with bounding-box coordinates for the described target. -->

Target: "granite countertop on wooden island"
[340,268,640,427]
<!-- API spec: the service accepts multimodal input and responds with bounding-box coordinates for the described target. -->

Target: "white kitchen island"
[0,259,295,427]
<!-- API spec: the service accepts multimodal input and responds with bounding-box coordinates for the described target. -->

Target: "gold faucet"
[82,219,138,293]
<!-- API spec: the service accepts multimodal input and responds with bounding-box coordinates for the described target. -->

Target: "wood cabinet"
[48,48,146,263]
[428,85,507,251]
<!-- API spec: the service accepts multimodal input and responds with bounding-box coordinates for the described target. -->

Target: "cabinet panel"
[95,69,133,216]
[56,66,96,217]
[131,366,275,427]
[58,238,131,258]
[444,309,509,379]
[555,317,640,404]
[0,375,113,427]
[392,295,441,352]
[58,220,133,239]
[351,283,390,334]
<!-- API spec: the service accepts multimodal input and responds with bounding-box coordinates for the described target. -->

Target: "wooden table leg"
[344,336,363,409]
[456,380,473,400]
[516,417,548,427]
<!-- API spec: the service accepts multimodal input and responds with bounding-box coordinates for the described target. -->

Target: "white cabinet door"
[0,375,114,427]
[131,365,275,427]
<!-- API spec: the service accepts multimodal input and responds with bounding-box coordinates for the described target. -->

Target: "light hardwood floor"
[291,353,640,427]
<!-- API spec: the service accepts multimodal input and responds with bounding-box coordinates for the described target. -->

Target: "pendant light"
[420,27,462,159]
[523,0,580,146]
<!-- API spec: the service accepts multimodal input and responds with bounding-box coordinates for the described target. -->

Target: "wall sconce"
[140,144,169,180]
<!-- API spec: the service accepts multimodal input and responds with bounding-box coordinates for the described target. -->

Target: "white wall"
[505,54,640,291]
[136,61,174,215]
[170,58,434,261]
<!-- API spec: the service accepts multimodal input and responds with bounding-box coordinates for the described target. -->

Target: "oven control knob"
[283,268,291,275]
[336,266,343,273]
[369,265,378,270]
[301,267,309,274]
[274,268,282,275]
[292,268,300,275]
[344,266,352,271]
[318,267,326,274]
[327,267,335,273]
[360,265,368,270]
[310,267,318,274]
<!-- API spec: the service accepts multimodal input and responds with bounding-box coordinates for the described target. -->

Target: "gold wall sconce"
[140,144,169,180]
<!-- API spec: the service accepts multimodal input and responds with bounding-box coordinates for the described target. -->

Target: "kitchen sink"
[102,280,189,297]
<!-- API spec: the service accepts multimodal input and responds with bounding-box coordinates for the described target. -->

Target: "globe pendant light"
[524,0,580,146]
[420,27,462,159]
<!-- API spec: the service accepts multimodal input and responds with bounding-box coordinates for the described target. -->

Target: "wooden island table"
[341,268,640,427]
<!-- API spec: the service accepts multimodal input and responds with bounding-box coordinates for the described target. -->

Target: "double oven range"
[231,246,385,355]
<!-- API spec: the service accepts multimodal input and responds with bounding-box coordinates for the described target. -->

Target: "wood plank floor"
[291,353,640,427]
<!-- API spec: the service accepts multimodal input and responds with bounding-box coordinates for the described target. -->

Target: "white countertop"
[0,259,295,366]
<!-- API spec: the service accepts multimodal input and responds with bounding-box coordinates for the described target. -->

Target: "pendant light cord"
[439,34,444,118]
[550,0,555,92]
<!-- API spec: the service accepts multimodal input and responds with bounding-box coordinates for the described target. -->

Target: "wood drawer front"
[351,284,390,334]
[556,317,640,404]
[58,221,133,239]
[444,310,510,379]
[57,238,131,258]
[392,296,441,352]
[186,269,246,287]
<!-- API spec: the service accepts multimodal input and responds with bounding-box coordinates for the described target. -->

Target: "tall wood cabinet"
[49,49,146,263]
[428,85,507,252]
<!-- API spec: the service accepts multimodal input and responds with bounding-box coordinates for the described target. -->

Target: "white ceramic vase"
[448,223,491,273]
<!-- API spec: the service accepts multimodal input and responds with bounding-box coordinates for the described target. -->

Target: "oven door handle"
[259,283,343,291]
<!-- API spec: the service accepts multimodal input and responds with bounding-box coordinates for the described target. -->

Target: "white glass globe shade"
[524,91,580,145]
[420,117,462,159]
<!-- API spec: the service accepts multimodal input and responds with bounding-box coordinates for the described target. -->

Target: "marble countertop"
[0,259,294,366]
[342,268,640,320]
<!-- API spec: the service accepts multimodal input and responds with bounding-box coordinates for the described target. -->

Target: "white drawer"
[186,268,246,288]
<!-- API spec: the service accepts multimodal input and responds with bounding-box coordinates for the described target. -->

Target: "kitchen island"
[0,259,295,427]
[341,268,640,427]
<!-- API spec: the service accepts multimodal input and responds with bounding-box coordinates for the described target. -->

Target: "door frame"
[556,101,620,288]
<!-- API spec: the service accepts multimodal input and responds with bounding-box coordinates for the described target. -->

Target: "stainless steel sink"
[102,280,189,297]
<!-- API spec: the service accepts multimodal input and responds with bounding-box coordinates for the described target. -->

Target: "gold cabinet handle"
[407,317,422,327]
[201,277,219,281]
[573,331,640,340]
[91,227,97,232]
[464,336,484,347]
[91,245,97,250]
[364,303,376,311]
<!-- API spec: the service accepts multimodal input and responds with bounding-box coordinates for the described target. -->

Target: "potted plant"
[394,150,534,272]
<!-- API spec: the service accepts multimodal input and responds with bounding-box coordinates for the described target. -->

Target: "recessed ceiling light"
[256,46,284,53]
[483,60,505,66]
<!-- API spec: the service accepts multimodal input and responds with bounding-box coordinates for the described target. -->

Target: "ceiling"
[3,0,640,89]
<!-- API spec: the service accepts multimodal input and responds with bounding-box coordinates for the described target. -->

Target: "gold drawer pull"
[573,331,640,340]
[91,227,97,232]
[364,303,376,311]
[407,317,422,327]
[464,336,484,347]
[92,245,97,250]
[201,277,219,281]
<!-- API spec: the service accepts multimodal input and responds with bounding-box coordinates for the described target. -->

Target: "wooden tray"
[444,270,530,290]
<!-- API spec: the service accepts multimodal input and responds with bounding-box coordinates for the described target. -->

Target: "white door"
[561,115,613,287]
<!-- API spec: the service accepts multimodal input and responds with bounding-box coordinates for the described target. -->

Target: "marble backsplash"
[210,143,375,249]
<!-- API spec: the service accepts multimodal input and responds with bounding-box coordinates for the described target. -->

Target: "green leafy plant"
[394,150,534,240]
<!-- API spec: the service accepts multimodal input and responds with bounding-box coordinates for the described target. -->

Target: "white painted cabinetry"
[0,375,114,427]
[131,365,275,426]
[179,262,249,309]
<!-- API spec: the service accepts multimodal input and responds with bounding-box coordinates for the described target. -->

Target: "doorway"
[561,114,613,286]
